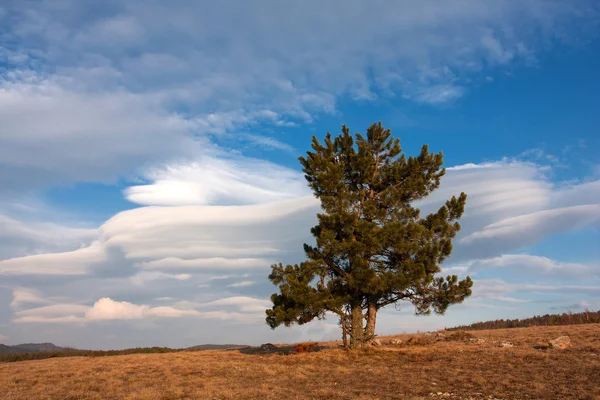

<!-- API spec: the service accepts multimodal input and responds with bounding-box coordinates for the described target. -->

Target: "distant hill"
[0,342,252,362]
[185,344,250,351]
[0,343,67,354]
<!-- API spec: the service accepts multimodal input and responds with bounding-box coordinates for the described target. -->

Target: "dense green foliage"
[266,122,473,348]
[447,309,600,331]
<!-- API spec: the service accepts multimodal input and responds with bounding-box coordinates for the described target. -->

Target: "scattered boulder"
[371,338,382,346]
[500,341,514,348]
[388,339,402,345]
[469,338,486,344]
[548,336,571,349]
[260,343,277,352]
[435,332,446,341]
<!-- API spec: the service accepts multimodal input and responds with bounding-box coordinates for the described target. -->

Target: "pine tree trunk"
[341,317,349,349]
[349,305,365,348]
[365,302,377,343]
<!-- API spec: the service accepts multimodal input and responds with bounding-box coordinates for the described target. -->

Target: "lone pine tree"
[266,122,473,349]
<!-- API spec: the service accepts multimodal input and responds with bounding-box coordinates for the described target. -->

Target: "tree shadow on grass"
[236,345,328,356]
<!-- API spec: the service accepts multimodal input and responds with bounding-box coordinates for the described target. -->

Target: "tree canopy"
[266,122,473,348]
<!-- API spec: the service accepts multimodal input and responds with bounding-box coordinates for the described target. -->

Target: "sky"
[0,0,599,350]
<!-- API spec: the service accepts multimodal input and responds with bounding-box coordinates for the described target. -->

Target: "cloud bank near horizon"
[1,158,598,347]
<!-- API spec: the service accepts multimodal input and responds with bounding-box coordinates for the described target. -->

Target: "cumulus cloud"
[84,298,195,321]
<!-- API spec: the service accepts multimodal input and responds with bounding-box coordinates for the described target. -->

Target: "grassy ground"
[0,324,598,400]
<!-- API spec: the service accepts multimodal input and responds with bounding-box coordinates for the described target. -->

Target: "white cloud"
[466,254,599,280]
[226,281,256,288]
[238,133,296,152]
[14,304,90,323]
[0,241,106,275]
[421,161,552,221]
[14,297,266,324]
[410,84,465,104]
[10,287,52,309]
[0,78,203,193]
[0,0,595,196]
[461,204,600,251]
[416,161,600,261]
[139,258,271,270]
[200,296,271,313]
[471,279,600,302]
[0,211,96,260]
[99,196,318,262]
[124,156,309,206]
[206,274,250,282]
[201,296,270,307]
[129,271,192,286]
[86,298,155,320]
[2,161,598,304]
[1,157,598,345]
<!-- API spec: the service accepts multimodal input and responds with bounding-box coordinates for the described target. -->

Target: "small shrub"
[294,343,318,354]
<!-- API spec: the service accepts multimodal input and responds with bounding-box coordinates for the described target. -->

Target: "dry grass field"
[0,324,598,400]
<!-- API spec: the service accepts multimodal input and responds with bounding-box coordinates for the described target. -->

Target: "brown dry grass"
[1,324,598,400]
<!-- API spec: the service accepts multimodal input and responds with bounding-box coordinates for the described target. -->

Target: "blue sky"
[0,1,599,349]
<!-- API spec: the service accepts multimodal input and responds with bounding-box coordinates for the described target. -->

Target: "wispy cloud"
[226,281,256,288]
[1,0,596,196]
[409,84,466,104]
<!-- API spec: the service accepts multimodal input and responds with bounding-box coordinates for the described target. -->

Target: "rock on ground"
[548,336,571,349]
[260,343,277,351]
